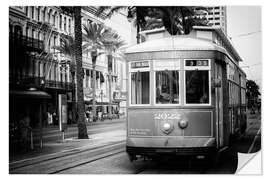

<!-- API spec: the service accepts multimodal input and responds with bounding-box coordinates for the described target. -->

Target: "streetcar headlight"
[161,122,174,134]
[163,123,171,131]
[178,120,188,129]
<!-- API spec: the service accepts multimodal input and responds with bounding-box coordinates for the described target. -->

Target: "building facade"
[9,6,131,137]
[80,7,131,119]
[204,6,227,35]
[9,6,77,150]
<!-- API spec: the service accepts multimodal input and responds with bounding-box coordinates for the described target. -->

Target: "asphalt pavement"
[9,111,261,174]
[9,118,126,163]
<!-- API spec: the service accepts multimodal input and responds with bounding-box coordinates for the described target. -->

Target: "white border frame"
[184,59,212,106]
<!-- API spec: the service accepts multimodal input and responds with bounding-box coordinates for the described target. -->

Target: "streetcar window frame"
[129,61,151,106]
[184,59,211,106]
[153,60,180,106]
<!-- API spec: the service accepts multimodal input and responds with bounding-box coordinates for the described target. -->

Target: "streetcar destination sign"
[185,60,209,66]
[131,61,149,68]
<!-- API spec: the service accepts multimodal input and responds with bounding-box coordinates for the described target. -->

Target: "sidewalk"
[10,117,126,163]
[41,117,126,132]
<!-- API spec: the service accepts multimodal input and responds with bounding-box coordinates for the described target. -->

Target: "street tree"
[96,6,208,42]
[82,21,114,121]
[59,6,88,139]
[101,30,126,117]
[246,79,261,109]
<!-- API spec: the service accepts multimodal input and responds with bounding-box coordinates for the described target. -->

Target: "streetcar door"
[215,63,224,147]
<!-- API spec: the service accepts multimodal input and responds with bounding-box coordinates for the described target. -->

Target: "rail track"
[9,141,125,174]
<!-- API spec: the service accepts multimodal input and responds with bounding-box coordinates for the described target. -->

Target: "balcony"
[9,33,45,53]
[9,75,74,91]
[45,80,74,91]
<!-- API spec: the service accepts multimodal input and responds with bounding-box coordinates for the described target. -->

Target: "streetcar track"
[50,149,125,174]
[9,141,125,172]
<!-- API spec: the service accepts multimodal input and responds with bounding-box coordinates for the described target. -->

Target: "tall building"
[204,6,227,35]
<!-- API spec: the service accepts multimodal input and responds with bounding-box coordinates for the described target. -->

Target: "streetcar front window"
[185,70,209,104]
[156,70,179,104]
[131,71,150,104]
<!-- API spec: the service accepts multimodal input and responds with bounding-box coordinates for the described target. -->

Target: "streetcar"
[124,26,247,161]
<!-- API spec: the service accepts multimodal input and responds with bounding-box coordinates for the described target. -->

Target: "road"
[9,112,261,174]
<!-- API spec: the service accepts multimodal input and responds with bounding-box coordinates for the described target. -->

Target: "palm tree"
[53,34,77,128]
[55,6,88,139]
[96,6,149,44]
[96,6,208,37]
[73,6,88,139]
[82,21,112,121]
[101,31,126,117]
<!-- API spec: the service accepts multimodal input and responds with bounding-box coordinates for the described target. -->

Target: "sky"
[226,6,262,88]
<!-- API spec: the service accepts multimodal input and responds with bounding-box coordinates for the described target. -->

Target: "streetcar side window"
[131,71,150,104]
[156,70,179,104]
[185,70,209,104]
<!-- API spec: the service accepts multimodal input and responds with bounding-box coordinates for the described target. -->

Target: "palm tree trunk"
[74,6,88,139]
[91,53,97,121]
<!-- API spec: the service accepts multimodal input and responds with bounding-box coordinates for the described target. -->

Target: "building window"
[60,15,62,29]
[215,17,220,20]
[68,19,71,33]
[54,36,57,46]
[215,22,220,25]
[215,12,220,15]
[48,9,51,23]
[214,7,220,9]
[43,8,46,22]
[31,6,34,19]
[32,29,35,39]
[208,17,213,20]
[64,17,67,31]
[25,7,28,16]
[53,13,56,26]
[37,7,40,21]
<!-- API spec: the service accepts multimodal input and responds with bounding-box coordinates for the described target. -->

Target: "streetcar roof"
[125,36,227,54]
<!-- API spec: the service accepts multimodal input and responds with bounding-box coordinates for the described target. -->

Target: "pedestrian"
[20,112,31,149]
[47,112,53,125]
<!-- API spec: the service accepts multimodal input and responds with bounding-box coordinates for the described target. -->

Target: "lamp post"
[100,90,104,120]
[108,54,113,119]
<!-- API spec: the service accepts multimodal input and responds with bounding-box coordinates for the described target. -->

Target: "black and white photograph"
[7,2,263,175]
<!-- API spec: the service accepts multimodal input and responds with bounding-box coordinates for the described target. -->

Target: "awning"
[10,90,51,99]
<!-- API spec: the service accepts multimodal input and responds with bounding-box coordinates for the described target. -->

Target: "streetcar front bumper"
[126,137,216,156]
